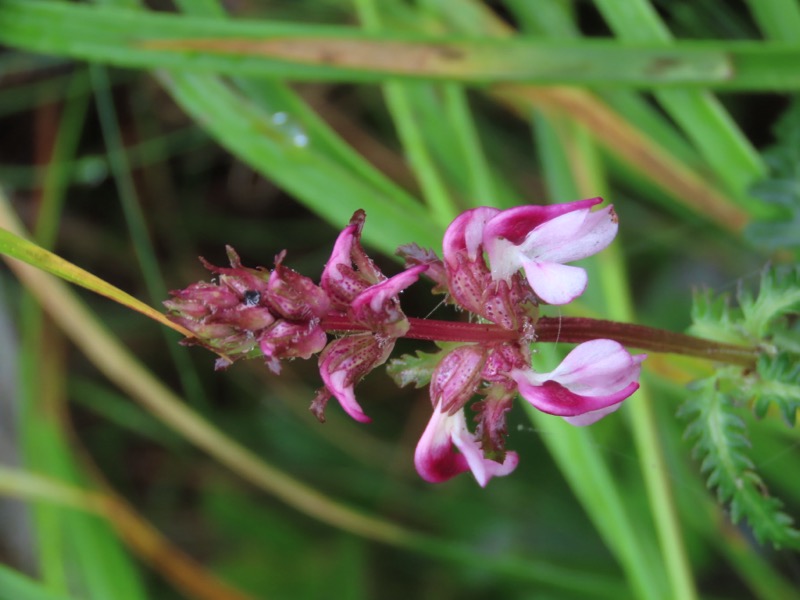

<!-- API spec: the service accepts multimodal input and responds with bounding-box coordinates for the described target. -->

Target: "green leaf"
[3,0,800,89]
[386,349,442,389]
[0,565,79,600]
[753,352,800,425]
[746,100,800,252]
[680,375,800,548]
[738,266,800,339]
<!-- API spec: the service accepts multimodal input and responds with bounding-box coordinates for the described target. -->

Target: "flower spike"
[167,202,649,486]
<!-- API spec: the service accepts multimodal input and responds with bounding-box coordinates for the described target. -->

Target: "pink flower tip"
[414,405,518,487]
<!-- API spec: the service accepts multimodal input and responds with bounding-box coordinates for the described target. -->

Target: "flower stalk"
[321,314,758,367]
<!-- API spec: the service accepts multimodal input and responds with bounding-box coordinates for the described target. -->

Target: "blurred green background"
[0,1,798,599]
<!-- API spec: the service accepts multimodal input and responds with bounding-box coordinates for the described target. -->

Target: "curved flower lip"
[511,339,645,422]
[414,403,519,487]
[515,378,640,417]
[317,334,395,424]
[321,369,373,423]
[442,206,500,266]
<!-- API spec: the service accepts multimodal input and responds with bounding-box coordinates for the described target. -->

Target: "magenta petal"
[511,340,645,420]
[350,265,426,318]
[414,407,470,483]
[321,370,372,423]
[483,198,603,245]
[520,260,587,305]
[515,378,640,417]
[317,334,394,423]
[414,407,518,487]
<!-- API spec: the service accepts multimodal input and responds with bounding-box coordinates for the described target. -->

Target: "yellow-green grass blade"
[0,227,192,337]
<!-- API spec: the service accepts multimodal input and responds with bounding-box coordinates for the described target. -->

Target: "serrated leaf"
[753,352,800,425]
[681,375,800,548]
[739,266,800,339]
[688,288,749,346]
[385,349,442,389]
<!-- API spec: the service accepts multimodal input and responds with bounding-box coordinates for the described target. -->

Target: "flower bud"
[266,250,330,321]
[430,345,487,414]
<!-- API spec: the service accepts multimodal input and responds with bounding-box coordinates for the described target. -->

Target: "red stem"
[320,314,758,367]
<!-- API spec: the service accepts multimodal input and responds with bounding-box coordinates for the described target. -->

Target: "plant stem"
[320,314,758,366]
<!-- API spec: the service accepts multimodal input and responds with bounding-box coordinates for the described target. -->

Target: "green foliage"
[747,100,800,253]
[685,266,800,547]
[680,375,799,547]
[386,348,440,389]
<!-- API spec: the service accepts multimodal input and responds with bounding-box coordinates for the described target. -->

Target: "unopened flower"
[482,197,618,305]
[321,209,384,310]
[511,339,645,426]
[312,210,426,422]
[415,402,519,487]
[430,345,487,414]
[266,250,330,321]
[258,320,328,374]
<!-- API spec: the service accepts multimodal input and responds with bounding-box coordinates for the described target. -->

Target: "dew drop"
[270,111,309,148]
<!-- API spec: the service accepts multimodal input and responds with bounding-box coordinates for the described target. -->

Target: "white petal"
[524,206,618,264]
[563,403,622,426]
[521,260,587,305]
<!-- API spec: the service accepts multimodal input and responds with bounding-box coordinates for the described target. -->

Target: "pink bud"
[348,265,427,338]
[267,250,330,321]
[322,210,385,310]
[259,320,328,373]
[430,345,487,414]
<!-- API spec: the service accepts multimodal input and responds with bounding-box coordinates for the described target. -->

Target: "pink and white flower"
[511,339,645,426]
[414,403,519,487]
[482,198,618,305]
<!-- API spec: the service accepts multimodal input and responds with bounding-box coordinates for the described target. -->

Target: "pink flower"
[415,403,519,487]
[482,198,618,305]
[440,207,538,330]
[266,250,330,321]
[316,333,394,423]
[321,210,384,310]
[511,339,645,426]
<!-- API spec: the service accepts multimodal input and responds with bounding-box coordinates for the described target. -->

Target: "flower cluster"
[165,199,645,487]
[400,198,643,485]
